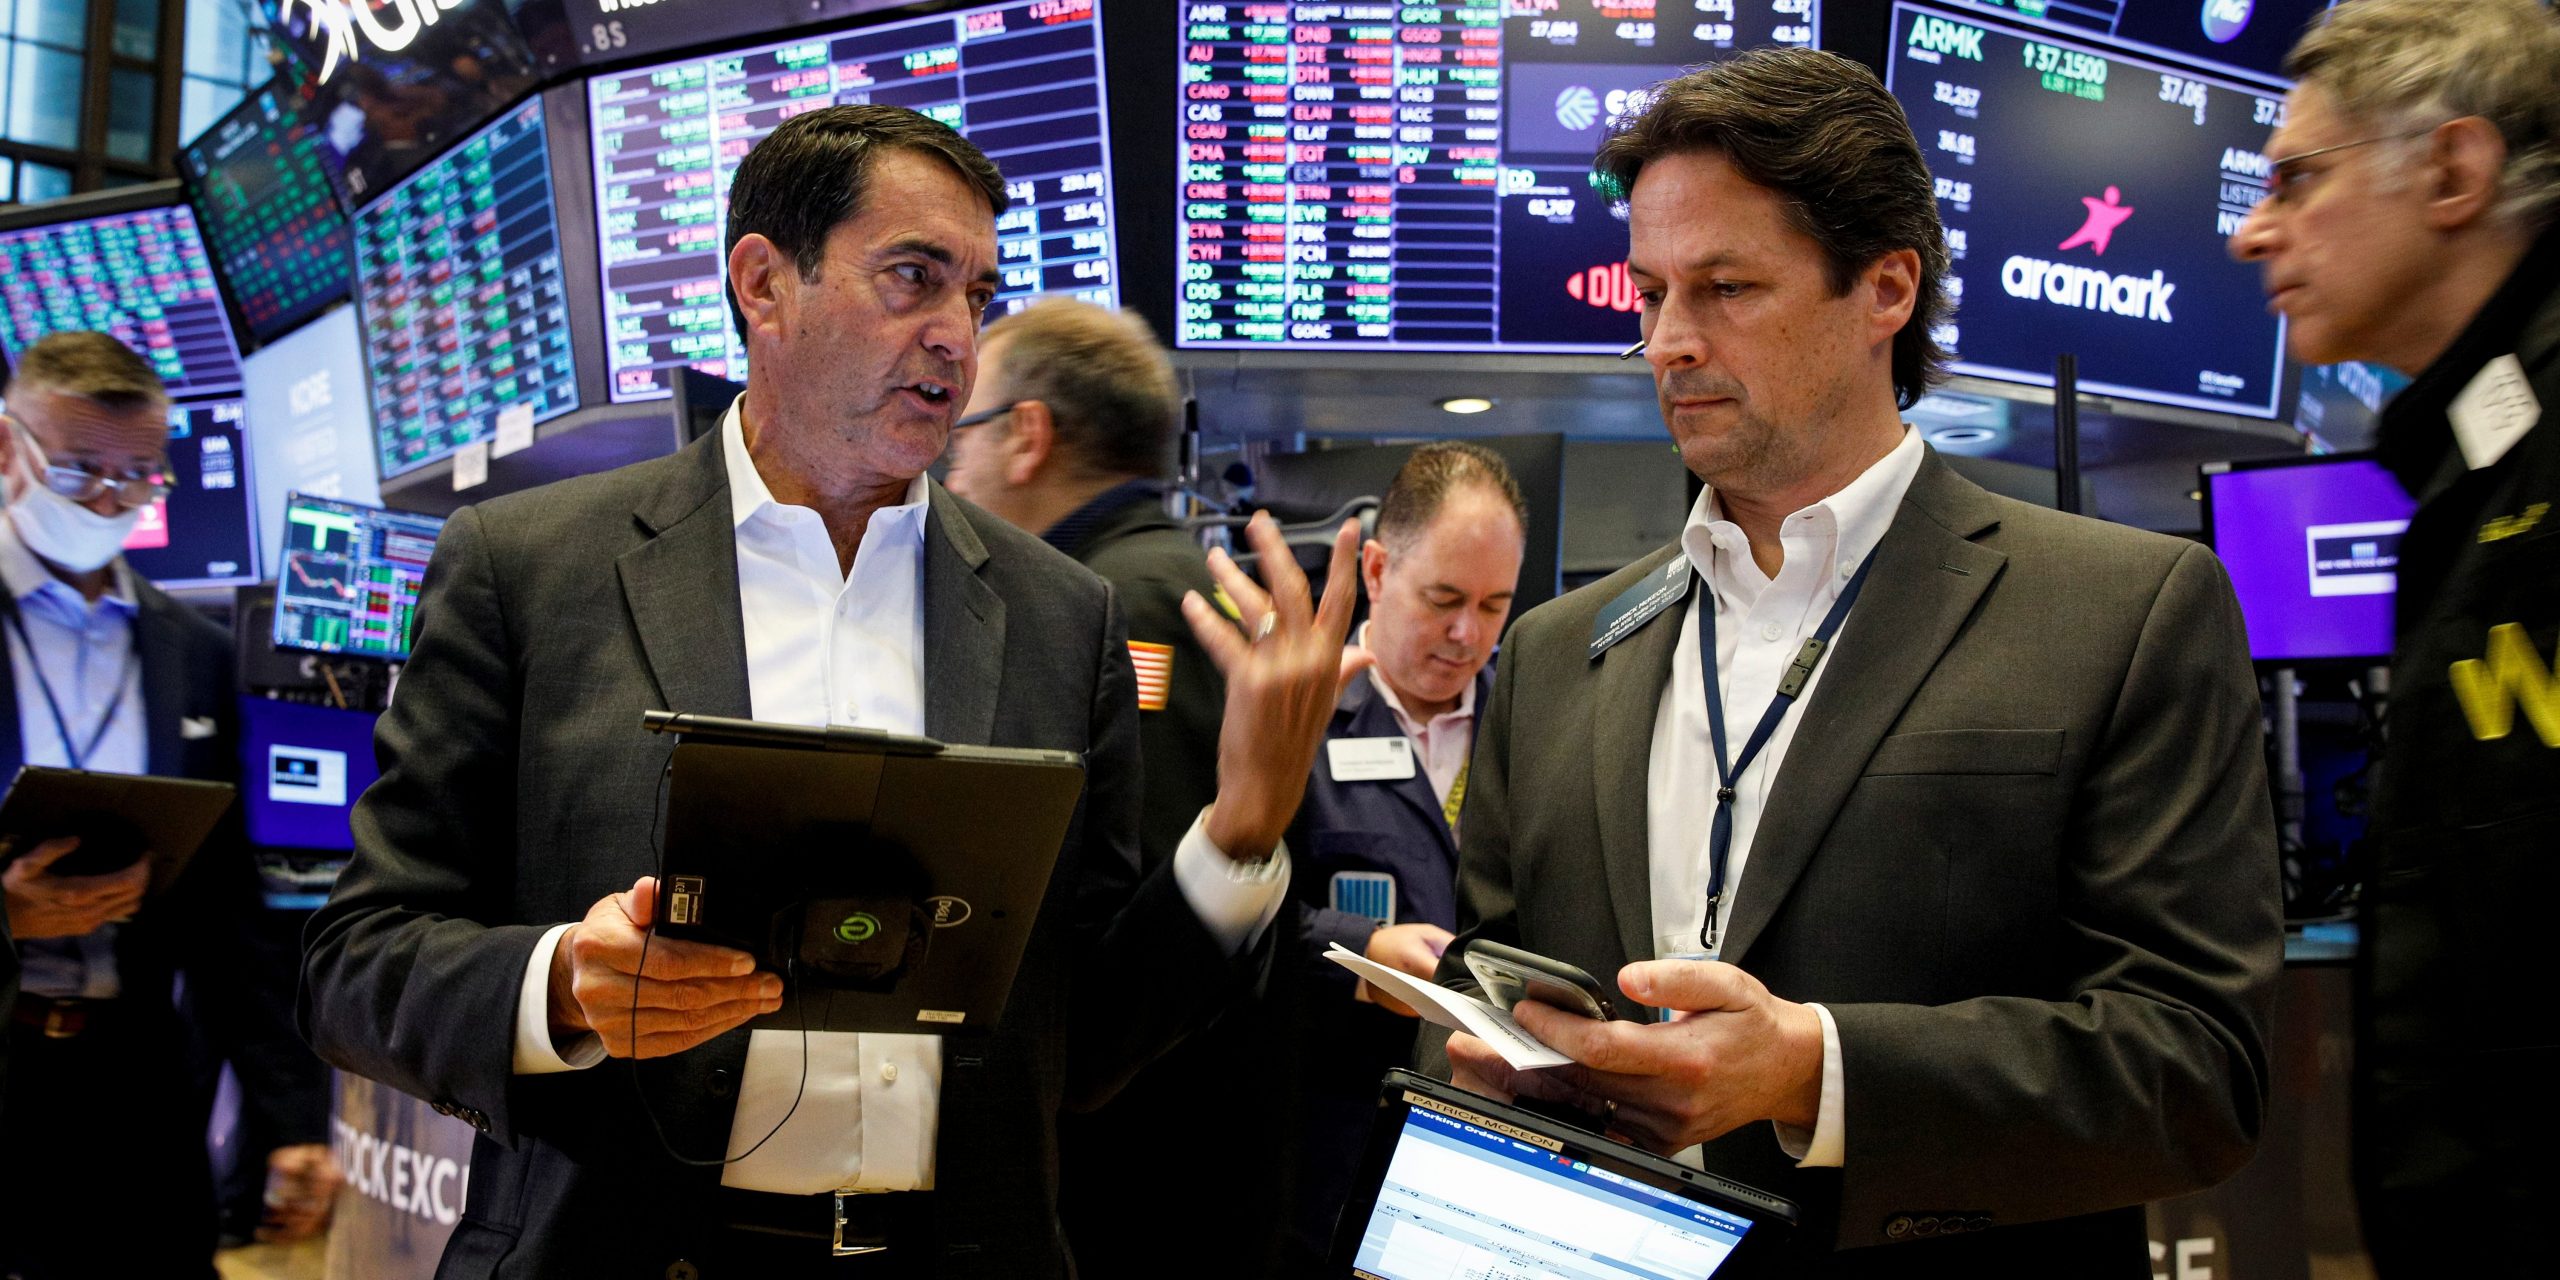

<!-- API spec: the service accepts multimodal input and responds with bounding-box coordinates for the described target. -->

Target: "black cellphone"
[1462,939,1617,1021]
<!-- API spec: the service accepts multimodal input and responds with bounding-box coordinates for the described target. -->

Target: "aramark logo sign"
[1906,14,1985,62]
[1999,186,2178,323]
[2201,0,2254,44]
[280,0,479,84]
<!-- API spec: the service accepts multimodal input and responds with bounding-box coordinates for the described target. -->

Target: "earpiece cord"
[625,755,811,1166]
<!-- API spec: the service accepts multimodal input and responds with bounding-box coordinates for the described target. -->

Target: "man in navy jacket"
[1279,441,1527,1269]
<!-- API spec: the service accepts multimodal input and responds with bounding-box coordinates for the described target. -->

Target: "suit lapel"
[133,593,186,777]
[616,435,752,718]
[1719,454,2007,966]
[1590,547,1687,968]
[922,484,1004,747]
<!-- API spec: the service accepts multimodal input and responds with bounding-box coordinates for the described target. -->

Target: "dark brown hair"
[1594,47,1951,408]
[722,104,1011,337]
[1377,441,1528,551]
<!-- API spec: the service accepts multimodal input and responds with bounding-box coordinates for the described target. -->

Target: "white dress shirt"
[1358,623,1476,814]
[1645,426,1923,1169]
[510,403,1290,1195]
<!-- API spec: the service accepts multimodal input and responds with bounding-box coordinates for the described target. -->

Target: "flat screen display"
[0,203,247,400]
[238,695,381,852]
[1348,1099,1754,1277]
[242,306,382,579]
[352,96,580,478]
[1914,0,2332,87]
[2204,455,2414,662]
[585,0,1120,402]
[179,80,355,346]
[263,0,542,204]
[272,493,446,660]
[1886,1,2290,417]
[1174,1,1817,353]
[121,399,261,589]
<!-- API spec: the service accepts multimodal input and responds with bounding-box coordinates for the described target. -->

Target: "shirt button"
[1840,563,1855,579]
[1760,623,1783,642]
[880,1062,899,1084]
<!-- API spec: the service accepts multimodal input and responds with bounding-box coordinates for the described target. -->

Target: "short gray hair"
[979,299,1180,479]
[2287,0,2560,233]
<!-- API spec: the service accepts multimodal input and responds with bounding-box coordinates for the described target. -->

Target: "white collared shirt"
[1645,425,1924,1169]
[1359,623,1476,814]
[510,401,1290,1195]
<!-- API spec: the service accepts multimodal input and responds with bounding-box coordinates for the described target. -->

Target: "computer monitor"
[178,77,354,346]
[241,306,382,579]
[2201,454,2416,663]
[584,0,1122,402]
[1171,3,1819,354]
[120,398,261,589]
[264,0,542,205]
[1906,0,2333,88]
[1884,2,2292,418]
[0,190,246,400]
[238,695,381,854]
[271,493,447,661]
[352,96,581,479]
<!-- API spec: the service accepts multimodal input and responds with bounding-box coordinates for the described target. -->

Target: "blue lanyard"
[1695,549,1878,956]
[2,602,139,771]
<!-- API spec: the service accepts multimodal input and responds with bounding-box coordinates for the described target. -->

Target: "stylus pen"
[1618,339,1647,360]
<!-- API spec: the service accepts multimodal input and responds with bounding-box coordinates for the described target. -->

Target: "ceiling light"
[1437,396,1496,415]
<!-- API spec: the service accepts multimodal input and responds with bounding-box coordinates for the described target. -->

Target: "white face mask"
[6,430,144,574]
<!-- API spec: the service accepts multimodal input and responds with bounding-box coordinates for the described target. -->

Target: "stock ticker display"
[353,97,580,478]
[1887,2,2288,417]
[1175,0,1817,352]
[120,399,259,589]
[179,83,353,345]
[272,493,447,661]
[588,0,1120,402]
[0,205,245,399]
[1913,0,2334,86]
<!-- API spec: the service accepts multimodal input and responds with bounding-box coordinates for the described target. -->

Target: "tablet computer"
[0,765,238,891]
[1330,1070,1800,1278]
[644,711,1085,1036]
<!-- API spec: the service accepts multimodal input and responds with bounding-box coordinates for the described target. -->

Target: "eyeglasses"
[2,414,172,510]
[2260,125,2444,208]
[951,404,1016,432]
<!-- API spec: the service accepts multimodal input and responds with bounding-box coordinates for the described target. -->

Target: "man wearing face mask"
[0,332,334,1278]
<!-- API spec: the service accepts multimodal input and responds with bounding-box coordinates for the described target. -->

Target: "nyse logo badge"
[2201,0,2254,45]
[270,745,349,807]
[2000,187,2178,323]
[1554,86,1600,132]
[1566,262,1639,312]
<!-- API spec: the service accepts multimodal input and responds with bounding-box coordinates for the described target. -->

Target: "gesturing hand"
[1444,959,1826,1155]
[1,837,147,940]
[547,876,783,1059]
[1181,513,1373,862]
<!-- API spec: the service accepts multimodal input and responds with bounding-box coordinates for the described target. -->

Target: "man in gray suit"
[1427,50,2281,1274]
[302,106,1362,1278]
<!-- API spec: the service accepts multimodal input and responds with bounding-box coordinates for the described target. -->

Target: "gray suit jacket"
[301,430,1255,1278]
[1428,452,2280,1274]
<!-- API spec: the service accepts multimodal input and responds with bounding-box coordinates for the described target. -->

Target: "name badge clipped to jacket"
[1328,736,1416,782]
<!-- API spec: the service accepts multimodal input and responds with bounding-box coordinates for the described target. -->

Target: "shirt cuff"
[513,923,608,1074]
[1771,1001,1845,1167]
[1172,809,1292,955]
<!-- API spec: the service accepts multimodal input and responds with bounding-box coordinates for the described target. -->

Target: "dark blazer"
[0,581,321,1147]
[300,430,1257,1279]
[1425,452,2281,1275]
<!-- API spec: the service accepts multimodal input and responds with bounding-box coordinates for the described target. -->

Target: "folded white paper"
[1325,943,1571,1070]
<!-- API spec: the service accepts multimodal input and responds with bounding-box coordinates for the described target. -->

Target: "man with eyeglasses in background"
[2229,2,2560,1272]
[0,332,333,1278]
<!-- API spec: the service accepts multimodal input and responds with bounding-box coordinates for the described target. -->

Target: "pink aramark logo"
[2058,186,2135,255]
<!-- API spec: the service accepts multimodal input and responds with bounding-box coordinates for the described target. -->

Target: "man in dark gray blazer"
[1425,51,2281,1275]
[301,107,1362,1278]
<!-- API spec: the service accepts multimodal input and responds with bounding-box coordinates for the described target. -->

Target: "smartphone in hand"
[1462,940,1617,1021]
